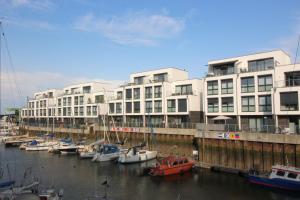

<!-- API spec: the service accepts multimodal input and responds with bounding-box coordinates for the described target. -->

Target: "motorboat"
[118,144,157,164]
[48,138,77,155]
[149,156,194,176]
[0,181,39,199]
[92,144,121,162]
[247,164,300,191]
[25,140,57,151]
[39,188,64,200]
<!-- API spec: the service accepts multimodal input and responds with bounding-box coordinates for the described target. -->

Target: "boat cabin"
[269,165,300,182]
[160,157,189,167]
[100,144,119,154]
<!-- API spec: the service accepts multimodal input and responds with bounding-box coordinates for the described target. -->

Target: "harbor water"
[0,145,299,200]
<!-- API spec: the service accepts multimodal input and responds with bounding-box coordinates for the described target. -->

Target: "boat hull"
[92,152,120,162]
[150,162,194,176]
[118,151,157,164]
[248,175,300,191]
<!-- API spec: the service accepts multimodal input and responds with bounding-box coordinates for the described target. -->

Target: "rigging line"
[1,24,23,104]
[291,35,300,85]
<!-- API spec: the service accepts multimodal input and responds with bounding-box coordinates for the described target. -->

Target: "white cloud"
[278,14,300,62]
[74,11,185,46]
[3,18,56,30]
[6,0,52,9]
[0,70,123,113]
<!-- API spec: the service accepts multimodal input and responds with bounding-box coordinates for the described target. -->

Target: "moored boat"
[149,156,195,176]
[118,145,157,164]
[92,144,122,162]
[247,164,300,191]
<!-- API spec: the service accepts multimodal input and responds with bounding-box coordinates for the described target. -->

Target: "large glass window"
[167,100,176,112]
[109,103,115,113]
[241,77,255,93]
[207,81,218,95]
[248,58,274,72]
[92,106,97,116]
[63,98,66,106]
[258,75,272,92]
[134,102,140,113]
[208,98,218,113]
[87,106,91,116]
[95,95,104,103]
[79,96,84,105]
[154,100,162,113]
[116,103,122,113]
[67,97,71,106]
[126,102,132,113]
[74,107,78,116]
[222,97,234,112]
[134,76,144,85]
[259,95,272,112]
[285,71,300,86]
[117,91,123,100]
[83,86,91,94]
[145,101,152,113]
[58,99,61,107]
[74,96,78,105]
[145,87,152,99]
[175,84,193,95]
[126,89,132,100]
[178,99,187,112]
[154,73,168,82]
[79,107,84,116]
[280,92,299,111]
[154,86,162,98]
[242,96,255,112]
[133,88,140,99]
[221,79,233,94]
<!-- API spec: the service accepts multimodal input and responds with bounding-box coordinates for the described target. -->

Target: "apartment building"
[107,68,204,127]
[204,49,300,133]
[21,82,113,126]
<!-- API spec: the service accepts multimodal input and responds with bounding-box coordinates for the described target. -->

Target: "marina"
[1,142,300,200]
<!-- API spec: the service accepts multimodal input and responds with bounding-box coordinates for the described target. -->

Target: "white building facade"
[107,68,204,128]
[204,50,300,133]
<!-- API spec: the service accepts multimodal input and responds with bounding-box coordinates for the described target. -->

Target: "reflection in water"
[0,146,299,200]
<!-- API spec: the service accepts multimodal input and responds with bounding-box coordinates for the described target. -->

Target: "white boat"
[39,188,64,200]
[92,144,122,162]
[79,139,105,159]
[26,141,57,151]
[0,181,39,199]
[118,145,157,164]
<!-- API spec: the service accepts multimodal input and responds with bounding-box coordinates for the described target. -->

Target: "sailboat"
[79,139,105,159]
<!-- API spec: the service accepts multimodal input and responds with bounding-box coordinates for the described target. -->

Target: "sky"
[0,0,300,113]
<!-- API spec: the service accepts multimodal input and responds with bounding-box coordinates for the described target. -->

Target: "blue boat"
[248,165,300,191]
[0,180,15,189]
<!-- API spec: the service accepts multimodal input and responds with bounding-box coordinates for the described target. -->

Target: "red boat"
[149,156,195,176]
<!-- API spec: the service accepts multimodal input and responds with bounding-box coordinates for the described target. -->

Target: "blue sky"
[1,0,300,113]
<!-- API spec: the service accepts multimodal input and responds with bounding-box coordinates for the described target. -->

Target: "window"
[207,81,218,95]
[87,106,91,116]
[145,101,152,113]
[276,170,285,177]
[259,95,272,112]
[134,102,140,113]
[92,106,97,116]
[95,95,104,103]
[126,89,132,100]
[109,103,115,113]
[58,99,61,107]
[116,103,122,113]
[145,87,152,99]
[248,58,274,72]
[285,71,300,86]
[175,84,193,95]
[154,86,162,98]
[36,101,39,108]
[167,100,176,112]
[79,96,84,105]
[74,96,78,105]
[126,102,132,113]
[287,172,298,179]
[83,86,91,93]
[133,88,140,99]
[117,91,123,100]
[67,97,71,106]
[58,108,61,116]
[154,100,162,113]
[221,79,233,94]
[242,96,255,112]
[79,107,84,116]
[211,63,235,76]
[134,76,144,85]
[178,99,187,112]
[74,107,78,116]
[258,75,272,92]
[280,92,299,111]
[208,98,218,113]
[222,97,234,112]
[241,77,255,93]
[48,109,51,116]
[154,73,167,82]
[63,108,66,116]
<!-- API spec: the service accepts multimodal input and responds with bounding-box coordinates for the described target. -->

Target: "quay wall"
[20,126,300,172]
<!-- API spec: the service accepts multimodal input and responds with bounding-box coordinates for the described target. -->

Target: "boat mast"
[0,21,2,116]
